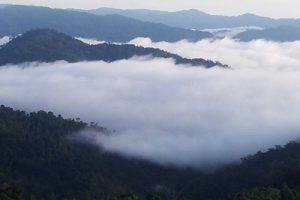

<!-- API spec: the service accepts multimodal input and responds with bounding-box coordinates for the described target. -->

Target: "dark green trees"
[230,184,300,200]
[1,105,300,200]
[0,184,23,200]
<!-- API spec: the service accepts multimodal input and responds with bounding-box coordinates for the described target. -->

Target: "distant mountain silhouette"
[0,5,213,42]
[86,8,300,30]
[235,26,300,42]
[0,29,226,68]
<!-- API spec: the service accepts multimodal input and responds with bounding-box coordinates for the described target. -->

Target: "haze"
[1,0,300,18]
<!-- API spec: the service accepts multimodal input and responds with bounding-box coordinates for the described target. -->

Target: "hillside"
[0,105,201,200]
[235,26,300,42]
[0,5,213,42]
[85,8,300,30]
[0,29,225,68]
[1,105,300,200]
[185,141,300,199]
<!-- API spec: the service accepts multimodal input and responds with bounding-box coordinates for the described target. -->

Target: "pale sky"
[0,0,299,18]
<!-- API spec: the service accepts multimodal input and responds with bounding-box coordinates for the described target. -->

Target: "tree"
[280,184,296,200]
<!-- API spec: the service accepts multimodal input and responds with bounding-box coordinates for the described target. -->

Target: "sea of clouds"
[1,38,300,168]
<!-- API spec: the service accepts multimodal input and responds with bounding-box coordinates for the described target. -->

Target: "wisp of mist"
[0,36,11,46]
[1,38,300,168]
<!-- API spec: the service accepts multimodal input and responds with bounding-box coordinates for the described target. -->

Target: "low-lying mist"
[201,26,264,37]
[0,36,11,46]
[129,37,300,71]
[1,38,300,168]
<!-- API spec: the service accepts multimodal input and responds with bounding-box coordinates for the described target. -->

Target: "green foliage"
[231,187,281,200]
[183,141,300,200]
[1,105,300,200]
[0,183,23,200]
[280,184,296,200]
[118,194,139,200]
[230,184,300,200]
[0,105,200,200]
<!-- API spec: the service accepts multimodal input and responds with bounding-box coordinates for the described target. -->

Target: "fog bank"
[1,38,300,167]
[129,37,300,71]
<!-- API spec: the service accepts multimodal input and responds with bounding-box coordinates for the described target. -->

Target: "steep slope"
[0,5,213,42]
[1,105,300,200]
[235,26,300,42]
[185,141,300,199]
[86,8,300,30]
[0,105,200,200]
[0,29,225,68]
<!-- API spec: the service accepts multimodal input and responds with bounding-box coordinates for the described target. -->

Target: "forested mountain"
[1,105,300,200]
[0,105,200,200]
[0,29,225,68]
[235,26,300,42]
[0,5,213,42]
[185,141,300,200]
[85,8,300,30]
[1,3,300,200]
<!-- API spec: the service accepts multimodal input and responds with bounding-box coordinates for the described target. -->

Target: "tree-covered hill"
[1,105,300,200]
[184,141,300,200]
[0,29,225,68]
[0,5,213,43]
[0,105,202,200]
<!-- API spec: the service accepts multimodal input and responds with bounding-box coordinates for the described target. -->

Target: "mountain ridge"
[85,7,300,30]
[235,26,300,42]
[0,5,213,42]
[0,29,226,68]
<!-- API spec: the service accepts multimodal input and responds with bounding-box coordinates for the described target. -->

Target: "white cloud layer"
[0,36,11,46]
[129,38,300,71]
[1,38,300,168]
[201,26,264,37]
[75,37,106,45]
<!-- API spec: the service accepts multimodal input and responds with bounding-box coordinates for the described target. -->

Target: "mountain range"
[0,29,225,68]
[85,7,300,30]
[0,5,213,43]
[79,7,300,42]
[1,4,300,200]
[2,5,300,42]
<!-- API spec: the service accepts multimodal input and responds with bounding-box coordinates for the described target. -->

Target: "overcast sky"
[0,0,299,18]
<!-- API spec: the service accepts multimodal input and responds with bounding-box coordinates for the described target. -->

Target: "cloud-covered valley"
[1,38,300,168]
[129,37,300,71]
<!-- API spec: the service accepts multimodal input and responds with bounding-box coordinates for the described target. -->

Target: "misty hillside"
[2,2,300,200]
[235,26,300,42]
[85,8,300,30]
[1,105,300,200]
[0,29,225,68]
[0,105,200,200]
[0,5,213,42]
[187,142,300,199]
